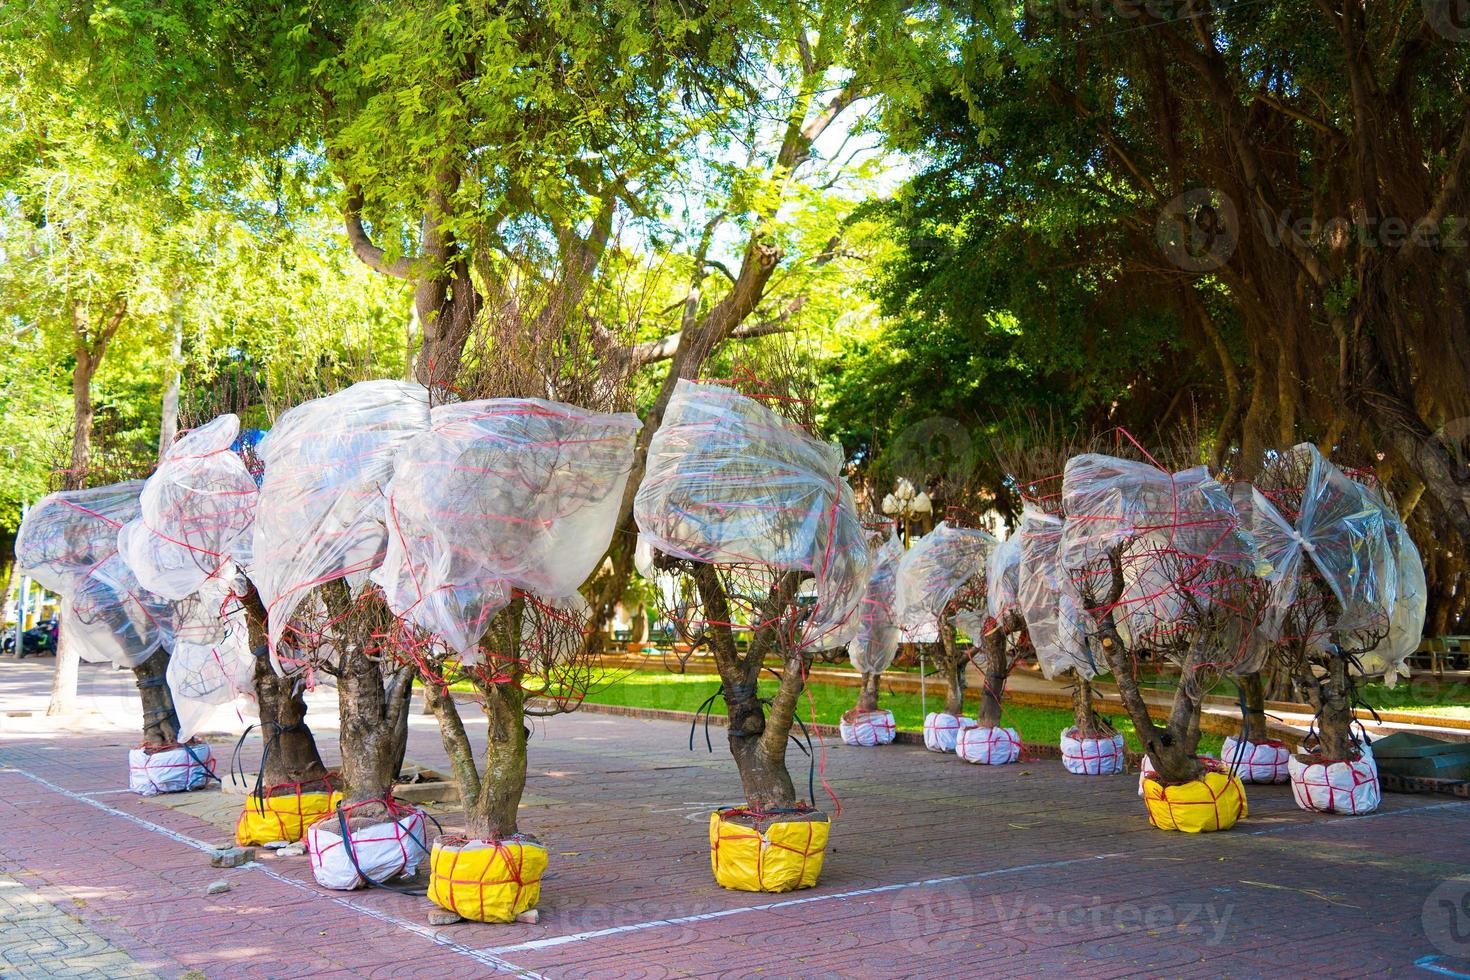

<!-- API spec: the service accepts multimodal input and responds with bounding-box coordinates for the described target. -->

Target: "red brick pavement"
[2,700,1470,978]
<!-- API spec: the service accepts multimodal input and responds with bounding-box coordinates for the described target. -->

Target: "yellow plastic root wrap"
[1142,768,1248,833]
[235,790,342,846]
[428,837,547,923]
[709,808,829,893]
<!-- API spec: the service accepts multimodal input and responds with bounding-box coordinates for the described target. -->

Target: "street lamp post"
[881,478,934,713]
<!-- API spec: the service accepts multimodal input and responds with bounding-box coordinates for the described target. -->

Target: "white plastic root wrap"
[894,522,996,633]
[306,805,429,890]
[1060,728,1126,776]
[1016,507,1095,679]
[253,380,432,652]
[374,399,640,658]
[840,709,897,746]
[955,725,1020,765]
[116,414,258,600]
[847,534,904,675]
[923,712,976,753]
[1248,443,1394,644]
[1288,752,1380,815]
[14,481,147,595]
[127,742,216,796]
[633,380,869,652]
[1221,736,1290,784]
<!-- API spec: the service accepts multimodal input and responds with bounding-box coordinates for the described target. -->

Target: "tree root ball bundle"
[236,786,343,846]
[1288,749,1380,815]
[306,802,429,891]
[955,725,1021,765]
[1220,737,1290,784]
[709,807,829,893]
[1141,763,1248,833]
[923,712,977,753]
[428,836,547,923]
[839,709,896,746]
[127,741,216,796]
[1060,728,1126,776]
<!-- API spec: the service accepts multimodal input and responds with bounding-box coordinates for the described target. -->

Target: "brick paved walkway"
[3,659,1470,978]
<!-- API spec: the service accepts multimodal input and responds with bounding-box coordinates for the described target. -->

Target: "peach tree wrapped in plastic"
[1249,444,1420,815]
[121,408,330,816]
[1060,439,1266,826]
[894,521,995,751]
[247,381,434,864]
[15,482,185,748]
[842,533,903,745]
[634,379,867,890]
[373,396,639,914]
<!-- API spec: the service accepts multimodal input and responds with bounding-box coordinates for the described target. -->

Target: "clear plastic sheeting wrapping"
[69,553,173,667]
[15,481,147,595]
[1249,444,1395,645]
[1058,455,1208,574]
[986,532,1022,623]
[374,399,640,657]
[894,522,996,633]
[117,414,258,600]
[847,534,903,675]
[253,380,433,652]
[15,481,172,668]
[1016,507,1095,680]
[634,380,869,652]
[1060,455,1265,675]
[167,578,256,740]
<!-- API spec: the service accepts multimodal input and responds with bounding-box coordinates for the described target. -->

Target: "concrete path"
[2,659,1469,978]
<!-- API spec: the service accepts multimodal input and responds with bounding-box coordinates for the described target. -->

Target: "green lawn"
[571,667,1225,756]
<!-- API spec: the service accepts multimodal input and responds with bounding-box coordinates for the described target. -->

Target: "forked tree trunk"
[853,671,881,712]
[687,561,803,812]
[423,600,531,840]
[465,683,529,839]
[1092,550,1203,785]
[322,582,415,822]
[242,588,329,793]
[133,651,181,746]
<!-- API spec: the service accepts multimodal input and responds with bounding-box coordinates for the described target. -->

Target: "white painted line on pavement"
[0,766,540,979]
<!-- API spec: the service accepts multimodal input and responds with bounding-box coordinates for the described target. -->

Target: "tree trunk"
[242,587,329,793]
[854,671,881,712]
[975,627,1011,728]
[936,622,966,717]
[46,620,81,716]
[1069,672,1111,738]
[1239,672,1270,742]
[1097,632,1203,784]
[48,342,98,717]
[322,582,414,822]
[465,683,528,839]
[133,650,181,746]
[1303,649,1358,761]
